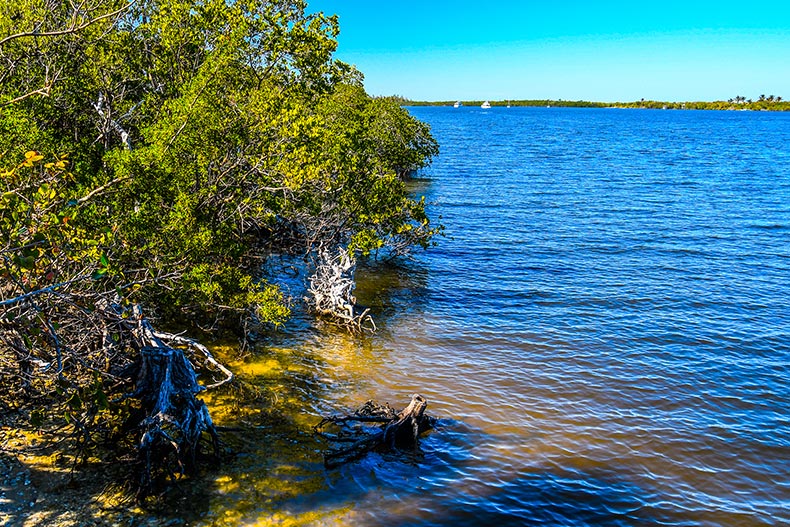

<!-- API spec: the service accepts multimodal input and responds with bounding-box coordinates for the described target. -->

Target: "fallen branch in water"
[314,394,434,468]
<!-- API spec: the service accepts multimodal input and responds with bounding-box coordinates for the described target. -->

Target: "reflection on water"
[162,107,789,526]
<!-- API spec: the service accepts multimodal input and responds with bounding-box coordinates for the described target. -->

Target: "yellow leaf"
[24,151,44,163]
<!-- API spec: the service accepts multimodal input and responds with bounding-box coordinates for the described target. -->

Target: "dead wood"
[0,276,232,500]
[314,394,434,468]
[306,247,375,332]
[128,308,222,499]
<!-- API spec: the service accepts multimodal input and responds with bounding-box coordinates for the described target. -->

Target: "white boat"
[453,101,461,108]
[481,101,491,109]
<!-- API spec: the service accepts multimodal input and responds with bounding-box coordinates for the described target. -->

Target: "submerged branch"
[315,394,434,468]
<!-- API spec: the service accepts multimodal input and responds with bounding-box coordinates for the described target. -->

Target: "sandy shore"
[0,426,169,527]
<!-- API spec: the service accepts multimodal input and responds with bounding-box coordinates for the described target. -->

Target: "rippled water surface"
[192,107,790,526]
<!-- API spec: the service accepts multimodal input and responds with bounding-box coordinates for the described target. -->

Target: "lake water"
[189,106,790,526]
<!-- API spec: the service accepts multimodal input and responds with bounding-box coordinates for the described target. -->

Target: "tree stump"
[315,394,434,468]
[128,310,223,499]
[306,247,375,332]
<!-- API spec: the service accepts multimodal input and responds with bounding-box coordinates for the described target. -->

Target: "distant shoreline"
[403,99,790,112]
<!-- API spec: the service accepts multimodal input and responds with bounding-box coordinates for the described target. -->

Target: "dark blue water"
[195,106,790,526]
[351,106,790,526]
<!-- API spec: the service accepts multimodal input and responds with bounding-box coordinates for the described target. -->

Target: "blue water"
[352,106,790,526]
[195,106,790,526]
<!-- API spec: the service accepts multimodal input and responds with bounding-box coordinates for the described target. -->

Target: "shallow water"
[187,106,790,526]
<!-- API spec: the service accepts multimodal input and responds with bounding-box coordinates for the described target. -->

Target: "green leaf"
[67,392,83,411]
[14,255,36,270]
[94,388,109,411]
[29,409,46,428]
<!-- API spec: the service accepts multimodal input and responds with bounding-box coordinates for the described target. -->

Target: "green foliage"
[610,99,790,111]
[0,153,108,292]
[1,0,439,328]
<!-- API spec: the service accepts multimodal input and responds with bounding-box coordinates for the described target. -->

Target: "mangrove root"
[306,247,375,332]
[129,309,223,499]
[314,394,435,468]
[0,283,231,500]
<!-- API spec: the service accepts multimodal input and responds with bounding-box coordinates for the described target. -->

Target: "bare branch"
[76,175,131,205]
[0,1,136,48]
[1,85,52,106]
[0,275,91,307]
[152,330,234,389]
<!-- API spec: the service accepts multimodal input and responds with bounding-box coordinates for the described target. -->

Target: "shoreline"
[405,99,790,112]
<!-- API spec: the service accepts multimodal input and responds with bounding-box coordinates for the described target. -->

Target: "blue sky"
[307,1,790,102]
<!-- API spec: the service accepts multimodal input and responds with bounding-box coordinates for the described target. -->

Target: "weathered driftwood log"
[306,247,375,332]
[315,394,434,468]
[128,309,226,499]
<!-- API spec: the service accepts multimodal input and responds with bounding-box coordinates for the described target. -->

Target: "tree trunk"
[129,309,224,499]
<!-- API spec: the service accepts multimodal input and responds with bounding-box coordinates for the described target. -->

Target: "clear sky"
[306,1,790,102]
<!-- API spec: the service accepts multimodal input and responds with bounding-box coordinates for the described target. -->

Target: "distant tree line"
[406,96,789,111]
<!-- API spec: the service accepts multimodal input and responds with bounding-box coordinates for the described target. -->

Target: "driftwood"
[306,247,375,332]
[127,308,225,499]
[315,394,434,468]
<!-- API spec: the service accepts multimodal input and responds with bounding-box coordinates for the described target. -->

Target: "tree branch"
[0,275,91,307]
[0,1,136,47]
[76,175,131,205]
[152,330,234,389]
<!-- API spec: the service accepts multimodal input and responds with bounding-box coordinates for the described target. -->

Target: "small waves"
[371,107,790,526]
[200,107,790,527]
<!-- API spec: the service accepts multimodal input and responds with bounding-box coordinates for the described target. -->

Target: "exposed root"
[315,394,434,468]
[306,247,375,332]
[127,308,222,500]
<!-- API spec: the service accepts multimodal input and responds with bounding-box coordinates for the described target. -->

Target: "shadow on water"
[119,258,425,524]
[354,259,431,325]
